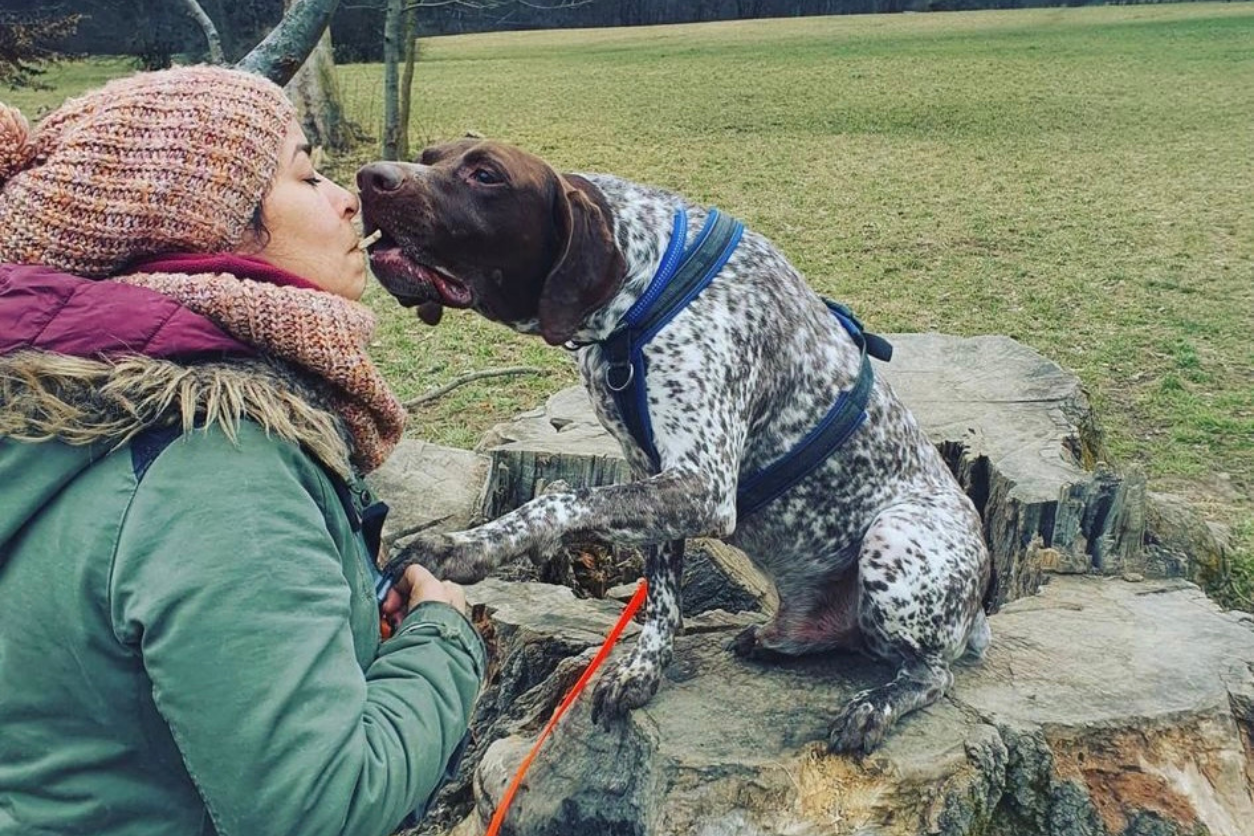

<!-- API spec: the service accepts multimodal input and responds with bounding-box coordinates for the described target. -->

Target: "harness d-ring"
[605,361,634,392]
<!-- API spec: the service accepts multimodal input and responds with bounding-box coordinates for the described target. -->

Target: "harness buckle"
[605,361,634,392]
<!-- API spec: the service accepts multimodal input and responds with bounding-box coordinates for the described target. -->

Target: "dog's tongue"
[428,273,472,307]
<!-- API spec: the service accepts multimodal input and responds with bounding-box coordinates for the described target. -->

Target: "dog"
[356,140,991,753]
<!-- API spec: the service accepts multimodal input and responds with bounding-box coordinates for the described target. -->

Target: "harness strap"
[326,469,394,605]
[737,300,891,519]
[736,357,871,519]
[599,206,893,520]
[603,208,744,469]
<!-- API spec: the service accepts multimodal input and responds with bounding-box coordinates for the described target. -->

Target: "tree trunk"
[283,0,366,153]
[397,5,419,161]
[381,0,403,160]
[235,0,341,87]
[176,0,226,64]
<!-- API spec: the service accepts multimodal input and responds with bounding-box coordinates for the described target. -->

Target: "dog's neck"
[558,172,693,345]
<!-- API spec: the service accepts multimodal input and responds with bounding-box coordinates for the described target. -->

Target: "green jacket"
[0,352,486,836]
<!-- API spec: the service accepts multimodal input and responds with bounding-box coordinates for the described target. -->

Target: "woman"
[0,66,485,836]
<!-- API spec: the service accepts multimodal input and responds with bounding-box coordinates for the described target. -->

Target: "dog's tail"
[962,608,992,662]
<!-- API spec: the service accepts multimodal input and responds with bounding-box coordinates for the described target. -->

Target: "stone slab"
[366,438,490,542]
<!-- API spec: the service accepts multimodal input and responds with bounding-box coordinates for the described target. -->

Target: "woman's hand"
[380,563,468,622]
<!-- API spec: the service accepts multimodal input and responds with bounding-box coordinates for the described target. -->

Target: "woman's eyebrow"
[293,142,313,162]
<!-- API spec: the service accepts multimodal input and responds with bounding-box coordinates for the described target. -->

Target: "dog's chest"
[580,175,937,527]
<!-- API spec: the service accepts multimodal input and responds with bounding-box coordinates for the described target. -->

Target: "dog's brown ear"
[537,174,625,346]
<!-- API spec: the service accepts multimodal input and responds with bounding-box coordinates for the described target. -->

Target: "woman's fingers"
[380,587,405,617]
[398,564,468,616]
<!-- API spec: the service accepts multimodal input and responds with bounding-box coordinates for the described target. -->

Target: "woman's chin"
[329,259,369,301]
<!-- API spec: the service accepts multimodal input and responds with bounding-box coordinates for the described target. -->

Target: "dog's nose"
[357,162,405,194]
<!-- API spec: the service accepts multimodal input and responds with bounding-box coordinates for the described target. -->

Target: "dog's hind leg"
[827,497,989,754]
[591,539,685,724]
[729,564,864,659]
[828,650,953,754]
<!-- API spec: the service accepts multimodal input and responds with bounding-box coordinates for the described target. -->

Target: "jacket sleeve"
[107,424,486,836]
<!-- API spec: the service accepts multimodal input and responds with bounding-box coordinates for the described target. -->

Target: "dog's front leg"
[591,537,683,724]
[386,467,731,583]
[388,466,729,723]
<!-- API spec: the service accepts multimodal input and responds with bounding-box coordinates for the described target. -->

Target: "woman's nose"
[329,179,358,219]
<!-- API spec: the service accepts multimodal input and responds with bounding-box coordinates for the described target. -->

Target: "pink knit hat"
[0,65,295,277]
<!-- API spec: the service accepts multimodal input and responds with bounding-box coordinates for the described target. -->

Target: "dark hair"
[247,203,271,249]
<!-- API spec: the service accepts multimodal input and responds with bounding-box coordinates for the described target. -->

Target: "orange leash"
[483,578,648,836]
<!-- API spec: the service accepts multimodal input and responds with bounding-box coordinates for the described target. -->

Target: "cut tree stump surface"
[458,576,1254,836]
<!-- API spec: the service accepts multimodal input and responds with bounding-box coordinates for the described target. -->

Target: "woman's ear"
[233,206,269,256]
[537,174,625,346]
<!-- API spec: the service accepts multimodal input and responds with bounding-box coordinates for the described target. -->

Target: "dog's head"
[357,140,625,345]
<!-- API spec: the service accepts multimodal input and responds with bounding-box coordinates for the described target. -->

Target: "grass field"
[8,2,1252,604]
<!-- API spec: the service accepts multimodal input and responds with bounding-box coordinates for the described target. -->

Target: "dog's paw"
[728,624,768,658]
[390,532,489,583]
[727,624,790,661]
[827,690,894,755]
[590,659,661,727]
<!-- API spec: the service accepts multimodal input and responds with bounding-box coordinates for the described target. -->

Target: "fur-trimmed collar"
[0,350,353,477]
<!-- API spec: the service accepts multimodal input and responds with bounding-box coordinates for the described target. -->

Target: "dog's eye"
[471,167,503,185]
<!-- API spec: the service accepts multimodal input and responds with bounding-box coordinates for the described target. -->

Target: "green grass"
[7,3,1252,605]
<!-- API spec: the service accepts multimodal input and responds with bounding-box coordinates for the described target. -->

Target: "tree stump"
[875,334,1147,607]
[476,385,629,521]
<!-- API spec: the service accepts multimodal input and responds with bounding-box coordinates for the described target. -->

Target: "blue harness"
[598,207,893,520]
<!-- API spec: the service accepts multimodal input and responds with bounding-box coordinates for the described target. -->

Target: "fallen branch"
[403,366,547,410]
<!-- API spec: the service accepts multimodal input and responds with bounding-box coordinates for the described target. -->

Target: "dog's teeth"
[358,230,383,250]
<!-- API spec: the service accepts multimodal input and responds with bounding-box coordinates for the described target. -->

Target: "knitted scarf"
[115,259,406,474]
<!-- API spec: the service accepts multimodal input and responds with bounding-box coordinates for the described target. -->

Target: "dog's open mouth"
[364,229,473,309]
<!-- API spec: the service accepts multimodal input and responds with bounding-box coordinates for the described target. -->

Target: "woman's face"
[240,120,368,299]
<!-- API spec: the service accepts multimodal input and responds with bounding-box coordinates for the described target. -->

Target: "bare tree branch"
[376,0,591,158]
[512,0,593,8]
[0,11,81,90]
[174,0,225,64]
[343,0,590,11]
[398,0,590,10]
[236,0,341,87]
[397,3,418,159]
[402,366,547,410]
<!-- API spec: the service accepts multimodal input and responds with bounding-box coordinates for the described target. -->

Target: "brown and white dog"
[357,140,990,753]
